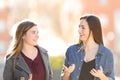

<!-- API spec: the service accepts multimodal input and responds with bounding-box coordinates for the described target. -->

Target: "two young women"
[3,14,115,80]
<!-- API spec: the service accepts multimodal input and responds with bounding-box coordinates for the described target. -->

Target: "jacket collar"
[77,43,105,56]
[16,46,47,74]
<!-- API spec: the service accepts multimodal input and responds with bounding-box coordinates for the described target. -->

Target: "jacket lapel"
[38,47,49,79]
[39,47,48,69]
[16,54,31,74]
[15,46,48,78]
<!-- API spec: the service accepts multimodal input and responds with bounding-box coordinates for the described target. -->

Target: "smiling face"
[78,19,91,42]
[22,26,39,46]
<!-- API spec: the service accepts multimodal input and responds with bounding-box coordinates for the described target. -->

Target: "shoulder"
[36,46,49,56]
[4,54,15,67]
[36,46,47,53]
[99,44,113,57]
[5,53,15,61]
[66,43,82,55]
[67,44,81,49]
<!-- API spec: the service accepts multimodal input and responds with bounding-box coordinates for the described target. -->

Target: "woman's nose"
[35,33,39,38]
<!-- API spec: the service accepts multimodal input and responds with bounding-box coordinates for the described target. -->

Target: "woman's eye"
[80,25,85,29]
[37,31,39,34]
[31,31,35,34]
[82,27,85,29]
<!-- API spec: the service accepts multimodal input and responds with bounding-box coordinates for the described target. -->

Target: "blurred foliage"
[50,56,64,69]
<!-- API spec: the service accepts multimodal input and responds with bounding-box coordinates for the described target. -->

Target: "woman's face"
[22,26,39,46]
[78,19,90,42]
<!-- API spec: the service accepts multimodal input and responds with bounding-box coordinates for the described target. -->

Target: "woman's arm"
[48,63,53,80]
[48,56,53,80]
[3,57,14,80]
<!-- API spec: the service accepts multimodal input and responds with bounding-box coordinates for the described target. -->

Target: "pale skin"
[61,19,109,80]
[22,26,39,60]
[20,26,39,80]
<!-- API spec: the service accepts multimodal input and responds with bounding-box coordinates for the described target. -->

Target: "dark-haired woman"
[61,15,115,80]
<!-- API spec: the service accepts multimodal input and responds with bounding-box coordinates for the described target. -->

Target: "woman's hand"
[63,64,75,76]
[28,74,32,80]
[61,64,75,80]
[20,74,32,80]
[90,66,109,80]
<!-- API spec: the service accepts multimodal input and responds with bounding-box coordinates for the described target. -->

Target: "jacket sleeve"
[3,56,14,80]
[48,57,53,80]
[60,47,70,80]
[38,46,53,80]
[106,51,115,80]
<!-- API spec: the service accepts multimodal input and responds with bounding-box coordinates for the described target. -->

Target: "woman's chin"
[80,38,86,41]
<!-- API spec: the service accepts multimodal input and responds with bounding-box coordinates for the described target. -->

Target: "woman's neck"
[22,44,38,60]
[83,40,99,62]
[22,44,37,55]
[83,39,99,51]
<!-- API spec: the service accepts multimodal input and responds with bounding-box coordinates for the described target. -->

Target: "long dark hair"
[79,15,104,45]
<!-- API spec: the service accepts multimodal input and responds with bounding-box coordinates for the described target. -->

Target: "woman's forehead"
[80,19,88,26]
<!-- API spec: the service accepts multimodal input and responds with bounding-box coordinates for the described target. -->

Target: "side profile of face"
[78,19,91,42]
[22,26,39,46]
